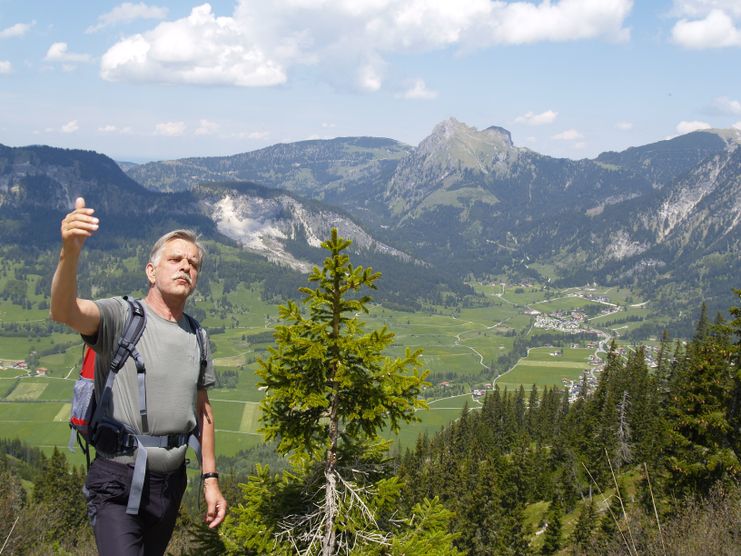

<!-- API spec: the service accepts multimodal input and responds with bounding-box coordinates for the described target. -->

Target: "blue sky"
[1,0,740,162]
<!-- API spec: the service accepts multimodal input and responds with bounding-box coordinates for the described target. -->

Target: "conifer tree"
[540,498,563,555]
[222,229,435,555]
[664,304,740,499]
[570,497,596,553]
[729,290,741,460]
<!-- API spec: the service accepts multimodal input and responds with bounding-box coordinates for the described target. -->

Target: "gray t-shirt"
[83,297,216,472]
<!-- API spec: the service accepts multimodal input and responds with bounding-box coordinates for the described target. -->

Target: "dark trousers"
[85,457,187,556]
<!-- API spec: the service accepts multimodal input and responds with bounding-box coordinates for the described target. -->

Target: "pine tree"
[728,289,741,461]
[540,498,563,555]
[570,497,597,553]
[224,229,437,555]
[664,304,740,499]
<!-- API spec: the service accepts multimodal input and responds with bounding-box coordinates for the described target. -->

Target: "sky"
[1,0,740,162]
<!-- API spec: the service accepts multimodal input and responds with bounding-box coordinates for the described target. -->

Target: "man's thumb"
[75,197,85,210]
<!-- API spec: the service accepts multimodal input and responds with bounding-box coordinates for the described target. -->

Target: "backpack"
[68,296,207,515]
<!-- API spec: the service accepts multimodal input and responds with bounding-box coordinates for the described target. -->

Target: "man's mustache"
[173,272,192,285]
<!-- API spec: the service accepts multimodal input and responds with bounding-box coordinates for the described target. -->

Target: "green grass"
[0,273,656,460]
[496,347,594,390]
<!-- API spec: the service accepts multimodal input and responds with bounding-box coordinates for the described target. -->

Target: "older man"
[51,197,226,556]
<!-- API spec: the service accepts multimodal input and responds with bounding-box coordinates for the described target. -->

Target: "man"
[50,197,227,555]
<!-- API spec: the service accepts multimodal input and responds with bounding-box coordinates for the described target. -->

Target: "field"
[496,347,595,391]
[0,269,657,461]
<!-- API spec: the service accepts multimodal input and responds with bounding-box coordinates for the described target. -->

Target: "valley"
[0,253,659,463]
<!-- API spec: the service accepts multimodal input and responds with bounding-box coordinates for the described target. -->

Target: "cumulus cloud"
[154,121,186,136]
[399,78,438,100]
[671,9,741,48]
[101,4,287,87]
[195,119,219,135]
[615,121,633,130]
[357,63,383,92]
[87,2,168,33]
[100,0,633,89]
[232,130,270,140]
[733,121,741,130]
[676,120,712,134]
[0,61,11,74]
[0,22,34,39]
[713,96,741,115]
[98,124,133,133]
[552,129,584,140]
[61,120,79,133]
[515,110,558,125]
[671,1,741,19]
[44,42,93,64]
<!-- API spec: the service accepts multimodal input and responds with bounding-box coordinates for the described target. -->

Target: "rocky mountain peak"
[385,118,521,213]
[418,118,515,159]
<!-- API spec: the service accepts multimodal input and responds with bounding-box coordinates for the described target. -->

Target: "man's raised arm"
[50,196,101,336]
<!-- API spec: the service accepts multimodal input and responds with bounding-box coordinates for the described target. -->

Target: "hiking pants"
[84,457,187,556]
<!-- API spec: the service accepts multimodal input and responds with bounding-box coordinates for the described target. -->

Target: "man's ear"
[145,263,156,285]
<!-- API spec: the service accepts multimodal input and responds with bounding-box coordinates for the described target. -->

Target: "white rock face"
[605,230,648,260]
[654,156,724,242]
[209,191,414,271]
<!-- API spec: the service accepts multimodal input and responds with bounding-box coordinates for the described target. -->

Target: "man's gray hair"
[149,229,206,268]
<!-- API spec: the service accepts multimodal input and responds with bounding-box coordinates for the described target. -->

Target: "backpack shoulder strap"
[97,296,148,427]
[184,313,208,386]
[110,297,146,373]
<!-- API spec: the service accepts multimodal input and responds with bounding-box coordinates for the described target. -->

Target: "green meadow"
[1,265,661,461]
[496,346,594,390]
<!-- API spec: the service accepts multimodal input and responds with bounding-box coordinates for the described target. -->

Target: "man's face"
[146,238,201,299]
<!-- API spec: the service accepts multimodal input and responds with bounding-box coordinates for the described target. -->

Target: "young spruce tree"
[221,230,449,555]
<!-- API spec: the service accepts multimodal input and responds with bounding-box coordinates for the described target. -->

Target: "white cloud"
[552,129,584,140]
[676,120,712,134]
[713,96,741,115]
[671,9,741,48]
[100,0,633,89]
[321,122,336,128]
[671,1,741,19]
[44,42,93,64]
[230,130,270,140]
[195,119,219,135]
[0,22,34,39]
[733,121,741,130]
[0,61,11,74]
[154,121,186,136]
[101,4,287,87]
[98,124,133,133]
[399,78,438,100]
[87,2,168,33]
[515,110,558,126]
[358,63,383,92]
[615,121,633,130]
[474,0,633,45]
[61,120,79,133]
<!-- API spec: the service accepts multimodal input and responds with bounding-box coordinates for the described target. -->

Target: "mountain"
[126,136,411,225]
[2,118,740,330]
[0,144,412,272]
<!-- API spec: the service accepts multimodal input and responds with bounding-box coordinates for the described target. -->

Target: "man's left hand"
[204,480,227,528]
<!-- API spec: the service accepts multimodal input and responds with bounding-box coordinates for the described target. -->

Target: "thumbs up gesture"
[60,197,99,252]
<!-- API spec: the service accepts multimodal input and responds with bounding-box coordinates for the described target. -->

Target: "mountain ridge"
[1,119,739,331]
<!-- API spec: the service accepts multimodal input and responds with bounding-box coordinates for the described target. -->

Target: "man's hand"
[50,196,101,334]
[203,480,227,528]
[61,197,99,252]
